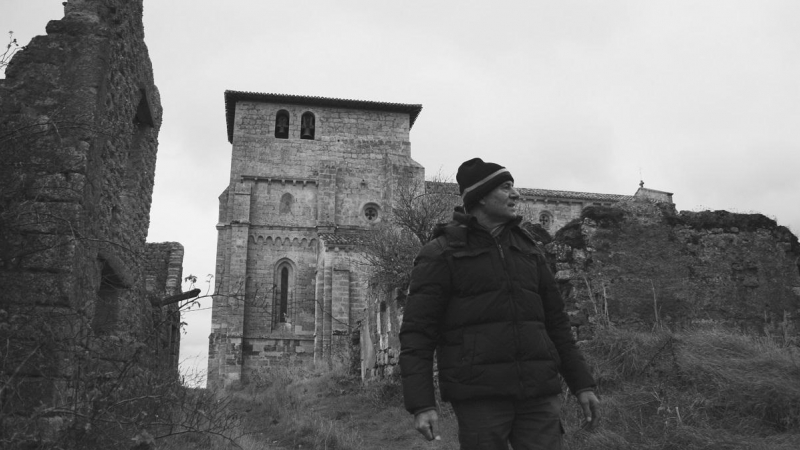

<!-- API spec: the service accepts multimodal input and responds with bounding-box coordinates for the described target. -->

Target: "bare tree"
[361,173,459,292]
[0,32,19,75]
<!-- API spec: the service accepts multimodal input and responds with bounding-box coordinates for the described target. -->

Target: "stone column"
[313,260,324,360]
[218,181,251,385]
[322,257,334,360]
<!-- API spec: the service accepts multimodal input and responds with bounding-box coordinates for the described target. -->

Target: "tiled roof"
[317,233,366,247]
[427,181,632,203]
[517,187,632,202]
[224,90,423,143]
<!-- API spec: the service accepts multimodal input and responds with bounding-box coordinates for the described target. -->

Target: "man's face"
[478,181,520,222]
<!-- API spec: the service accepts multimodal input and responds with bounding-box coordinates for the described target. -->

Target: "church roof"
[516,187,632,202]
[427,181,632,203]
[224,90,423,143]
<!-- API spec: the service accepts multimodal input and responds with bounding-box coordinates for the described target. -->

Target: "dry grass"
[562,326,800,449]
[162,326,800,449]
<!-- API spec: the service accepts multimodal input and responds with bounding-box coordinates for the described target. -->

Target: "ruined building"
[207,90,661,386]
[0,0,184,419]
[550,201,800,340]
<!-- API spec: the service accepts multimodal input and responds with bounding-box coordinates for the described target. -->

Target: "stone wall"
[0,0,183,423]
[229,100,414,187]
[360,288,403,379]
[144,242,185,370]
[549,200,800,340]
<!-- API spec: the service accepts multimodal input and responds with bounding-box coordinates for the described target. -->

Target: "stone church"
[207,90,672,387]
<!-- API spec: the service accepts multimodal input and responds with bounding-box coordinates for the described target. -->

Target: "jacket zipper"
[493,233,524,395]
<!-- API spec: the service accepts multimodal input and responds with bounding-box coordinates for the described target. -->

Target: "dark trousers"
[451,395,563,450]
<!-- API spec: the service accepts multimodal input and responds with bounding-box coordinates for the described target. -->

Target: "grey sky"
[4,0,799,384]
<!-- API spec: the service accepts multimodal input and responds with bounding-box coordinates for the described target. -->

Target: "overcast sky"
[4,0,799,385]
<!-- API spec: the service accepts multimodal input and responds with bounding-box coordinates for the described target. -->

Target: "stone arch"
[280,192,294,214]
[275,109,290,139]
[273,258,297,326]
[93,259,128,335]
[266,236,274,246]
[300,111,315,140]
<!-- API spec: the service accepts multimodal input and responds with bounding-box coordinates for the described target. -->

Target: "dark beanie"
[456,158,514,209]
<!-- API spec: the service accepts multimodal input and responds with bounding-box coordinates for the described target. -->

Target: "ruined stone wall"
[361,288,403,379]
[0,0,174,414]
[549,200,800,340]
[144,242,185,371]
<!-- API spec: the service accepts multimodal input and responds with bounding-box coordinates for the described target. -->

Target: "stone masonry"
[144,242,186,370]
[549,201,800,340]
[208,91,425,387]
[0,0,185,419]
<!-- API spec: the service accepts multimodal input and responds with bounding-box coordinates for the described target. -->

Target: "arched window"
[300,112,315,140]
[279,193,293,214]
[273,260,295,326]
[279,267,289,323]
[275,110,289,139]
[93,260,126,335]
[539,211,553,230]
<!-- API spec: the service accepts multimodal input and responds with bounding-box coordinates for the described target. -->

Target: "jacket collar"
[452,207,522,231]
[449,207,523,240]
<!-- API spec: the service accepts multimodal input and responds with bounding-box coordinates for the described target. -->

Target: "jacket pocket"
[448,247,499,294]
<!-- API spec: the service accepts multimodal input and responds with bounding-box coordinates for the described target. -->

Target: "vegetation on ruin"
[0,308,243,450]
[0,31,20,75]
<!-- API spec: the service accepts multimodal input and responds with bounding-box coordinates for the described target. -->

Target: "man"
[399,158,600,449]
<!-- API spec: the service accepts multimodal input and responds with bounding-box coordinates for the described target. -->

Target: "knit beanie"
[456,158,514,209]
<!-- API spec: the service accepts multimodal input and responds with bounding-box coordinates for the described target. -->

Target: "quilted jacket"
[399,211,596,414]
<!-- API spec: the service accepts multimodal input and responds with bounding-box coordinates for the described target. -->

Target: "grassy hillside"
[161,326,800,450]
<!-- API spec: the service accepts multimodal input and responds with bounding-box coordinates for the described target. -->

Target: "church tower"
[207,91,423,386]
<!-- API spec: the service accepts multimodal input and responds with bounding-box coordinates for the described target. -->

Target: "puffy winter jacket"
[399,211,596,414]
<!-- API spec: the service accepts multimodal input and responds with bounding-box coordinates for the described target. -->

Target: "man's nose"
[510,187,520,199]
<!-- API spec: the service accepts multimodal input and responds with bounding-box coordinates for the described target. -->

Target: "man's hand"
[414,409,441,441]
[577,391,601,429]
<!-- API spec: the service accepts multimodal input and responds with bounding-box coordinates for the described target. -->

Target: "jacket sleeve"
[399,240,451,414]
[537,254,596,394]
